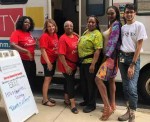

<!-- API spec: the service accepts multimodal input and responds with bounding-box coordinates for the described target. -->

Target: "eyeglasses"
[125,11,135,14]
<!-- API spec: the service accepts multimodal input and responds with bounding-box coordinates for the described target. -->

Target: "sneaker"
[118,109,130,121]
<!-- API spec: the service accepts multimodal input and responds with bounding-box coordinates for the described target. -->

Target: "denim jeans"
[119,52,140,110]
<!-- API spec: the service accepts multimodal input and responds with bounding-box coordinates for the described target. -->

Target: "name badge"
[120,57,125,63]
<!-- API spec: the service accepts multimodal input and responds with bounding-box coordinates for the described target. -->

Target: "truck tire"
[138,70,150,103]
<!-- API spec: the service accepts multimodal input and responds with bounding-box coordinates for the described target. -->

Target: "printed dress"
[96,21,121,81]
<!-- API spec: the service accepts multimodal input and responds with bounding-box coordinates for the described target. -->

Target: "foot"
[49,98,56,104]
[42,100,55,107]
[118,108,130,121]
[83,106,96,113]
[111,104,116,112]
[79,101,87,106]
[71,107,79,114]
[100,107,113,121]
[128,110,135,122]
[64,100,71,106]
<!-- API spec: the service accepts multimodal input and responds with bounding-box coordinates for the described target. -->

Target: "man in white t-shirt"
[118,4,147,122]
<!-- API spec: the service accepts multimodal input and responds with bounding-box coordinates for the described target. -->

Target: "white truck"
[0,0,150,102]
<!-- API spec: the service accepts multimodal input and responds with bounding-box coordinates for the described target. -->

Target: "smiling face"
[47,22,56,34]
[87,17,97,31]
[107,8,116,23]
[64,21,73,35]
[124,8,136,22]
[23,18,31,31]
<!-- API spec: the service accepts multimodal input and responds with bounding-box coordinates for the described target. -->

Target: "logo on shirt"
[24,37,36,46]
[122,31,136,37]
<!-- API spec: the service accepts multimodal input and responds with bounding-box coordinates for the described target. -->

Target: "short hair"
[64,20,73,28]
[43,19,58,33]
[16,16,34,32]
[124,4,136,12]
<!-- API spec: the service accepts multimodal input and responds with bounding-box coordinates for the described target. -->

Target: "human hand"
[128,65,135,79]
[26,51,33,61]
[47,63,53,71]
[89,64,95,73]
[65,65,73,75]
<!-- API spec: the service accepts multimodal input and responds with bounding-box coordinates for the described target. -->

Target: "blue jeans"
[119,52,140,110]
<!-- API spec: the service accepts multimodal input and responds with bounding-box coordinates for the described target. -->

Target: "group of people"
[10,3,147,122]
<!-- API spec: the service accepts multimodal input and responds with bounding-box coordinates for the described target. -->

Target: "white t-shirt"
[120,21,147,52]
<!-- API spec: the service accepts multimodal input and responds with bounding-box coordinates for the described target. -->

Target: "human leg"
[63,72,78,114]
[42,76,55,106]
[29,61,36,91]
[118,61,131,121]
[95,76,113,120]
[109,78,116,111]
[79,64,88,106]
[22,60,33,90]
[118,54,140,121]
[42,63,56,106]
[82,64,97,113]
[128,59,140,110]
[63,78,70,105]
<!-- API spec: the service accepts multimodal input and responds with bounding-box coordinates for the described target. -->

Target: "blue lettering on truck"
[0,40,10,49]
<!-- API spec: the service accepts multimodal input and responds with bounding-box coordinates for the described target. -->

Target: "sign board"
[0,50,38,122]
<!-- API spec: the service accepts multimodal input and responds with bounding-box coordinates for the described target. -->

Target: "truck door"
[51,0,79,37]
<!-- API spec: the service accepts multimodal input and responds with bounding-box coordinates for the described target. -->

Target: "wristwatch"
[130,61,136,67]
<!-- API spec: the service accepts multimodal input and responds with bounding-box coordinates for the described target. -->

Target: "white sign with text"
[0,50,38,122]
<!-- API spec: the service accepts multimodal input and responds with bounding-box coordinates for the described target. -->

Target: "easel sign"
[0,50,38,122]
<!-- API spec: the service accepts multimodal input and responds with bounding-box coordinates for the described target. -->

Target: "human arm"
[89,30,103,73]
[105,22,120,58]
[89,49,100,73]
[58,54,72,75]
[11,42,33,60]
[128,39,143,79]
[40,48,52,71]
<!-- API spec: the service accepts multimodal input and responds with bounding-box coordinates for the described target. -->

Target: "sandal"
[111,105,116,112]
[42,100,55,107]
[71,107,79,114]
[49,98,56,104]
[100,106,113,121]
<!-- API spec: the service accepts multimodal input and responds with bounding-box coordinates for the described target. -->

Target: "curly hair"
[16,16,35,32]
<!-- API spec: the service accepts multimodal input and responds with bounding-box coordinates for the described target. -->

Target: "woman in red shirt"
[39,19,58,107]
[58,20,79,114]
[10,16,36,91]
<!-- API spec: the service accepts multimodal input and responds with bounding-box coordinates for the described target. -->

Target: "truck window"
[135,0,150,15]
[0,0,28,4]
[86,0,105,16]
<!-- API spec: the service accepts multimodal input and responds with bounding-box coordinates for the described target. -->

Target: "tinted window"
[86,0,105,16]
[0,0,28,4]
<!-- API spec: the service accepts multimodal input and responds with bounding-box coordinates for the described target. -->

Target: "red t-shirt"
[58,34,78,73]
[39,33,58,64]
[10,30,36,60]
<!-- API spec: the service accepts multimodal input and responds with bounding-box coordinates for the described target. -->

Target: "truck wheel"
[138,70,150,103]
